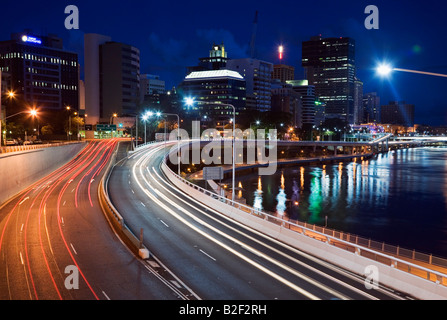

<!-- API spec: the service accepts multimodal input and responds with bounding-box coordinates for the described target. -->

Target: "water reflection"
[253,176,263,211]
[276,172,286,216]
[237,147,447,258]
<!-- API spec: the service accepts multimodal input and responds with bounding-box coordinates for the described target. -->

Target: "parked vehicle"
[5,139,18,146]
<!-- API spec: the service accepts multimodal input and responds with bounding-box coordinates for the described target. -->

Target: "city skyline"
[1,0,446,125]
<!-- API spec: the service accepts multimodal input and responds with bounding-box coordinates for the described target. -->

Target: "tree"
[41,124,54,136]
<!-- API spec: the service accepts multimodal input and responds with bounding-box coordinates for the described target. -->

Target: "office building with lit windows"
[302,35,356,124]
[0,31,79,116]
[226,58,273,112]
[179,69,246,124]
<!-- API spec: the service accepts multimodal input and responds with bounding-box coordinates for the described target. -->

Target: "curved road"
[108,142,410,300]
[0,139,186,300]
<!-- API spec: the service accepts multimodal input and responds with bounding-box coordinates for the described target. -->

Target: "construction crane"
[249,10,258,59]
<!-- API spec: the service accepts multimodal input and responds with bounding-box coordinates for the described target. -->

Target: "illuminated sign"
[21,35,42,45]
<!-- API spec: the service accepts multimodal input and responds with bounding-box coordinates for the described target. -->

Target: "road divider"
[98,143,149,259]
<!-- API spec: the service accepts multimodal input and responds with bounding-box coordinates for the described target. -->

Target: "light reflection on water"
[235,147,447,258]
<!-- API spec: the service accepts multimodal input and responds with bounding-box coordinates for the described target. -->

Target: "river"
[234,147,447,259]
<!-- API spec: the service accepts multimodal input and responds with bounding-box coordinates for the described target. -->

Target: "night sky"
[2,0,446,125]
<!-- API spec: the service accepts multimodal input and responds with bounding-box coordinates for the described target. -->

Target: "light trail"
[393,68,447,78]
[132,144,323,300]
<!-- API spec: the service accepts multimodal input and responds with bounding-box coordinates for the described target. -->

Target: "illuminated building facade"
[226,58,273,112]
[363,92,381,123]
[179,69,246,123]
[302,35,356,124]
[0,31,79,116]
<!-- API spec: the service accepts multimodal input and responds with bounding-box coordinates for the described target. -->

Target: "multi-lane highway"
[108,142,410,300]
[0,139,188,300]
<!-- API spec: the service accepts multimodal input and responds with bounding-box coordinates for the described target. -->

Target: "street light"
[376,63,447,78]
[376,63,393,77]
[185,98,236,202]
[4,108,38,142]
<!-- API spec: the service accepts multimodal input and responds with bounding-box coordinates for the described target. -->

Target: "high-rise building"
[0,31,79,115]
[363,92,381,123]
[84,34,140,124]
[286,80,316,128]
[271,80,302,128]
[179,69,246,123]
[226,58,273,112]
[381,101,415,127]
[302,35,356,124]
[273,64,295,83]
[353,78,363,124]
[100,41,140,120]
[84,33,111,125]
[140,74,165,96]
[139,74,165,106]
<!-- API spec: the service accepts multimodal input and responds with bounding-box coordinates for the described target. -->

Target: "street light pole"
[163,113,180,176]
[184,98,236,202]
[149,111,181,175]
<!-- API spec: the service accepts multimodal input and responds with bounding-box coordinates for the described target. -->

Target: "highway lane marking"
[132,152,321,300]
[20,224,24,232]
[160,220,169,228]
[131,189,135,194]
[140,202,146,207]
[19,252,24,265]
[19,197,29,205]
[70,243,77,255]
[171,280,182,288]
[199,249,216,261]
[102,291,111,300]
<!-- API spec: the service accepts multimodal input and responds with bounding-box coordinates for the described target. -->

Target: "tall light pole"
[1,90,17,146]
[66,105,71,141]
[142,114,148,144]
[185,98,236,202]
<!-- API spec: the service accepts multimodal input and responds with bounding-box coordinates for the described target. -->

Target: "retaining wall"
[0,142,87,205]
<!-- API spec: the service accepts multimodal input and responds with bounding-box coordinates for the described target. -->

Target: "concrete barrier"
[0,142,87,206]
